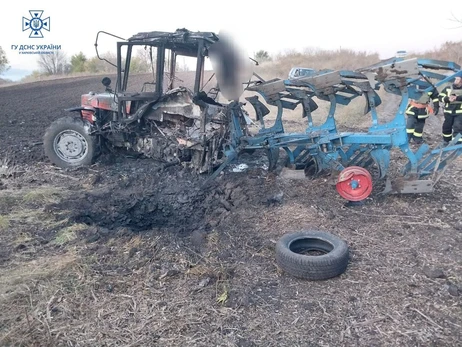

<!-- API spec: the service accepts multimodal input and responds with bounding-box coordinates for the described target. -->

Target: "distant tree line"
[35,48,188,76]
[0,46,9,75]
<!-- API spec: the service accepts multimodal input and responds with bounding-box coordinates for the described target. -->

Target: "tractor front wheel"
[44,116,96,169]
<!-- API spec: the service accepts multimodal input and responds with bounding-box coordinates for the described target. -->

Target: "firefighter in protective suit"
[438,76,462,144]
[405,89,439,144]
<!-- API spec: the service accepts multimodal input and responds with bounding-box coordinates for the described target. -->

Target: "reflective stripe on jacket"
[405,102,432,119]
[439,85,462,115]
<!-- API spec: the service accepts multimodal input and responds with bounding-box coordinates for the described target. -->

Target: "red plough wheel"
[336,166,373,201]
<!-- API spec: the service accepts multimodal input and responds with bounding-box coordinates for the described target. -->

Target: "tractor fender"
[65,106,96,113]
[64,106,96,123]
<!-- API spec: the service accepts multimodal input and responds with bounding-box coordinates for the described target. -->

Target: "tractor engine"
[128,87,230,172]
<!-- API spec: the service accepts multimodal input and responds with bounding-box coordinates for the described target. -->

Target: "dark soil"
[0,74,461,347]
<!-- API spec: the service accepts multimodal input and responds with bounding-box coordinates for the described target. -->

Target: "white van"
[288,67,316,80]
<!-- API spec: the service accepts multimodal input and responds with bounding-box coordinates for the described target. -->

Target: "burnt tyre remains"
[276,231,349,280]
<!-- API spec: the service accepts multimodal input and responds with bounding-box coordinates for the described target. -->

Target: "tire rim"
[53,130,88,164]
[289,237,333,256]
[336,166,373,201]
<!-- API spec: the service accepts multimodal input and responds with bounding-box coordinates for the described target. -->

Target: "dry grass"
[0,153,22,178]
[255,48,380,80]
[0,229,229,346]
[22,186,64,204]
[0,215,9,230]
[0,186,69,231]
[0,186,64,203]
[408,40,462,66]
[52,224,87,245]
[254,40,462,81]
[0,185,80,249]
[0,253,78,297]
[0,253,80,346]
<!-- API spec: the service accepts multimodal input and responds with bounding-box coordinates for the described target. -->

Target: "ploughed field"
[0,74,461,347]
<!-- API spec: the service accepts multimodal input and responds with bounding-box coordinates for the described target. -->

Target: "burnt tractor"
[43,29,249,174]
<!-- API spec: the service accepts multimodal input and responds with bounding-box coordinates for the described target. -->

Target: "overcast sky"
[1,0,461,79]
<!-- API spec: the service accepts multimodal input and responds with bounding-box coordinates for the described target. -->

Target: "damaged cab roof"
[128,28,219,57]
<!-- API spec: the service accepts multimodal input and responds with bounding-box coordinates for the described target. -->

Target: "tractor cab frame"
[102,29,221,120]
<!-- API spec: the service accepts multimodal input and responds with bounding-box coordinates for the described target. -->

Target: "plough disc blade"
[267,148,280,172]
[416,144,462,179]
[304,156,323,178]
[344,148,388,181]
[363,90,382,115]
[383,143,462,195]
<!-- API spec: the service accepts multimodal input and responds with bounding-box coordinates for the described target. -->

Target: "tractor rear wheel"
[44,116,96,169]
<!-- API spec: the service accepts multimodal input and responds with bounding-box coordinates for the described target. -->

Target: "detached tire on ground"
[276,231,349,280]
[44,116,96,169]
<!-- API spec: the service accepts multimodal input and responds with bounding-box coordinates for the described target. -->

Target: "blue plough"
[210,57,462,201]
